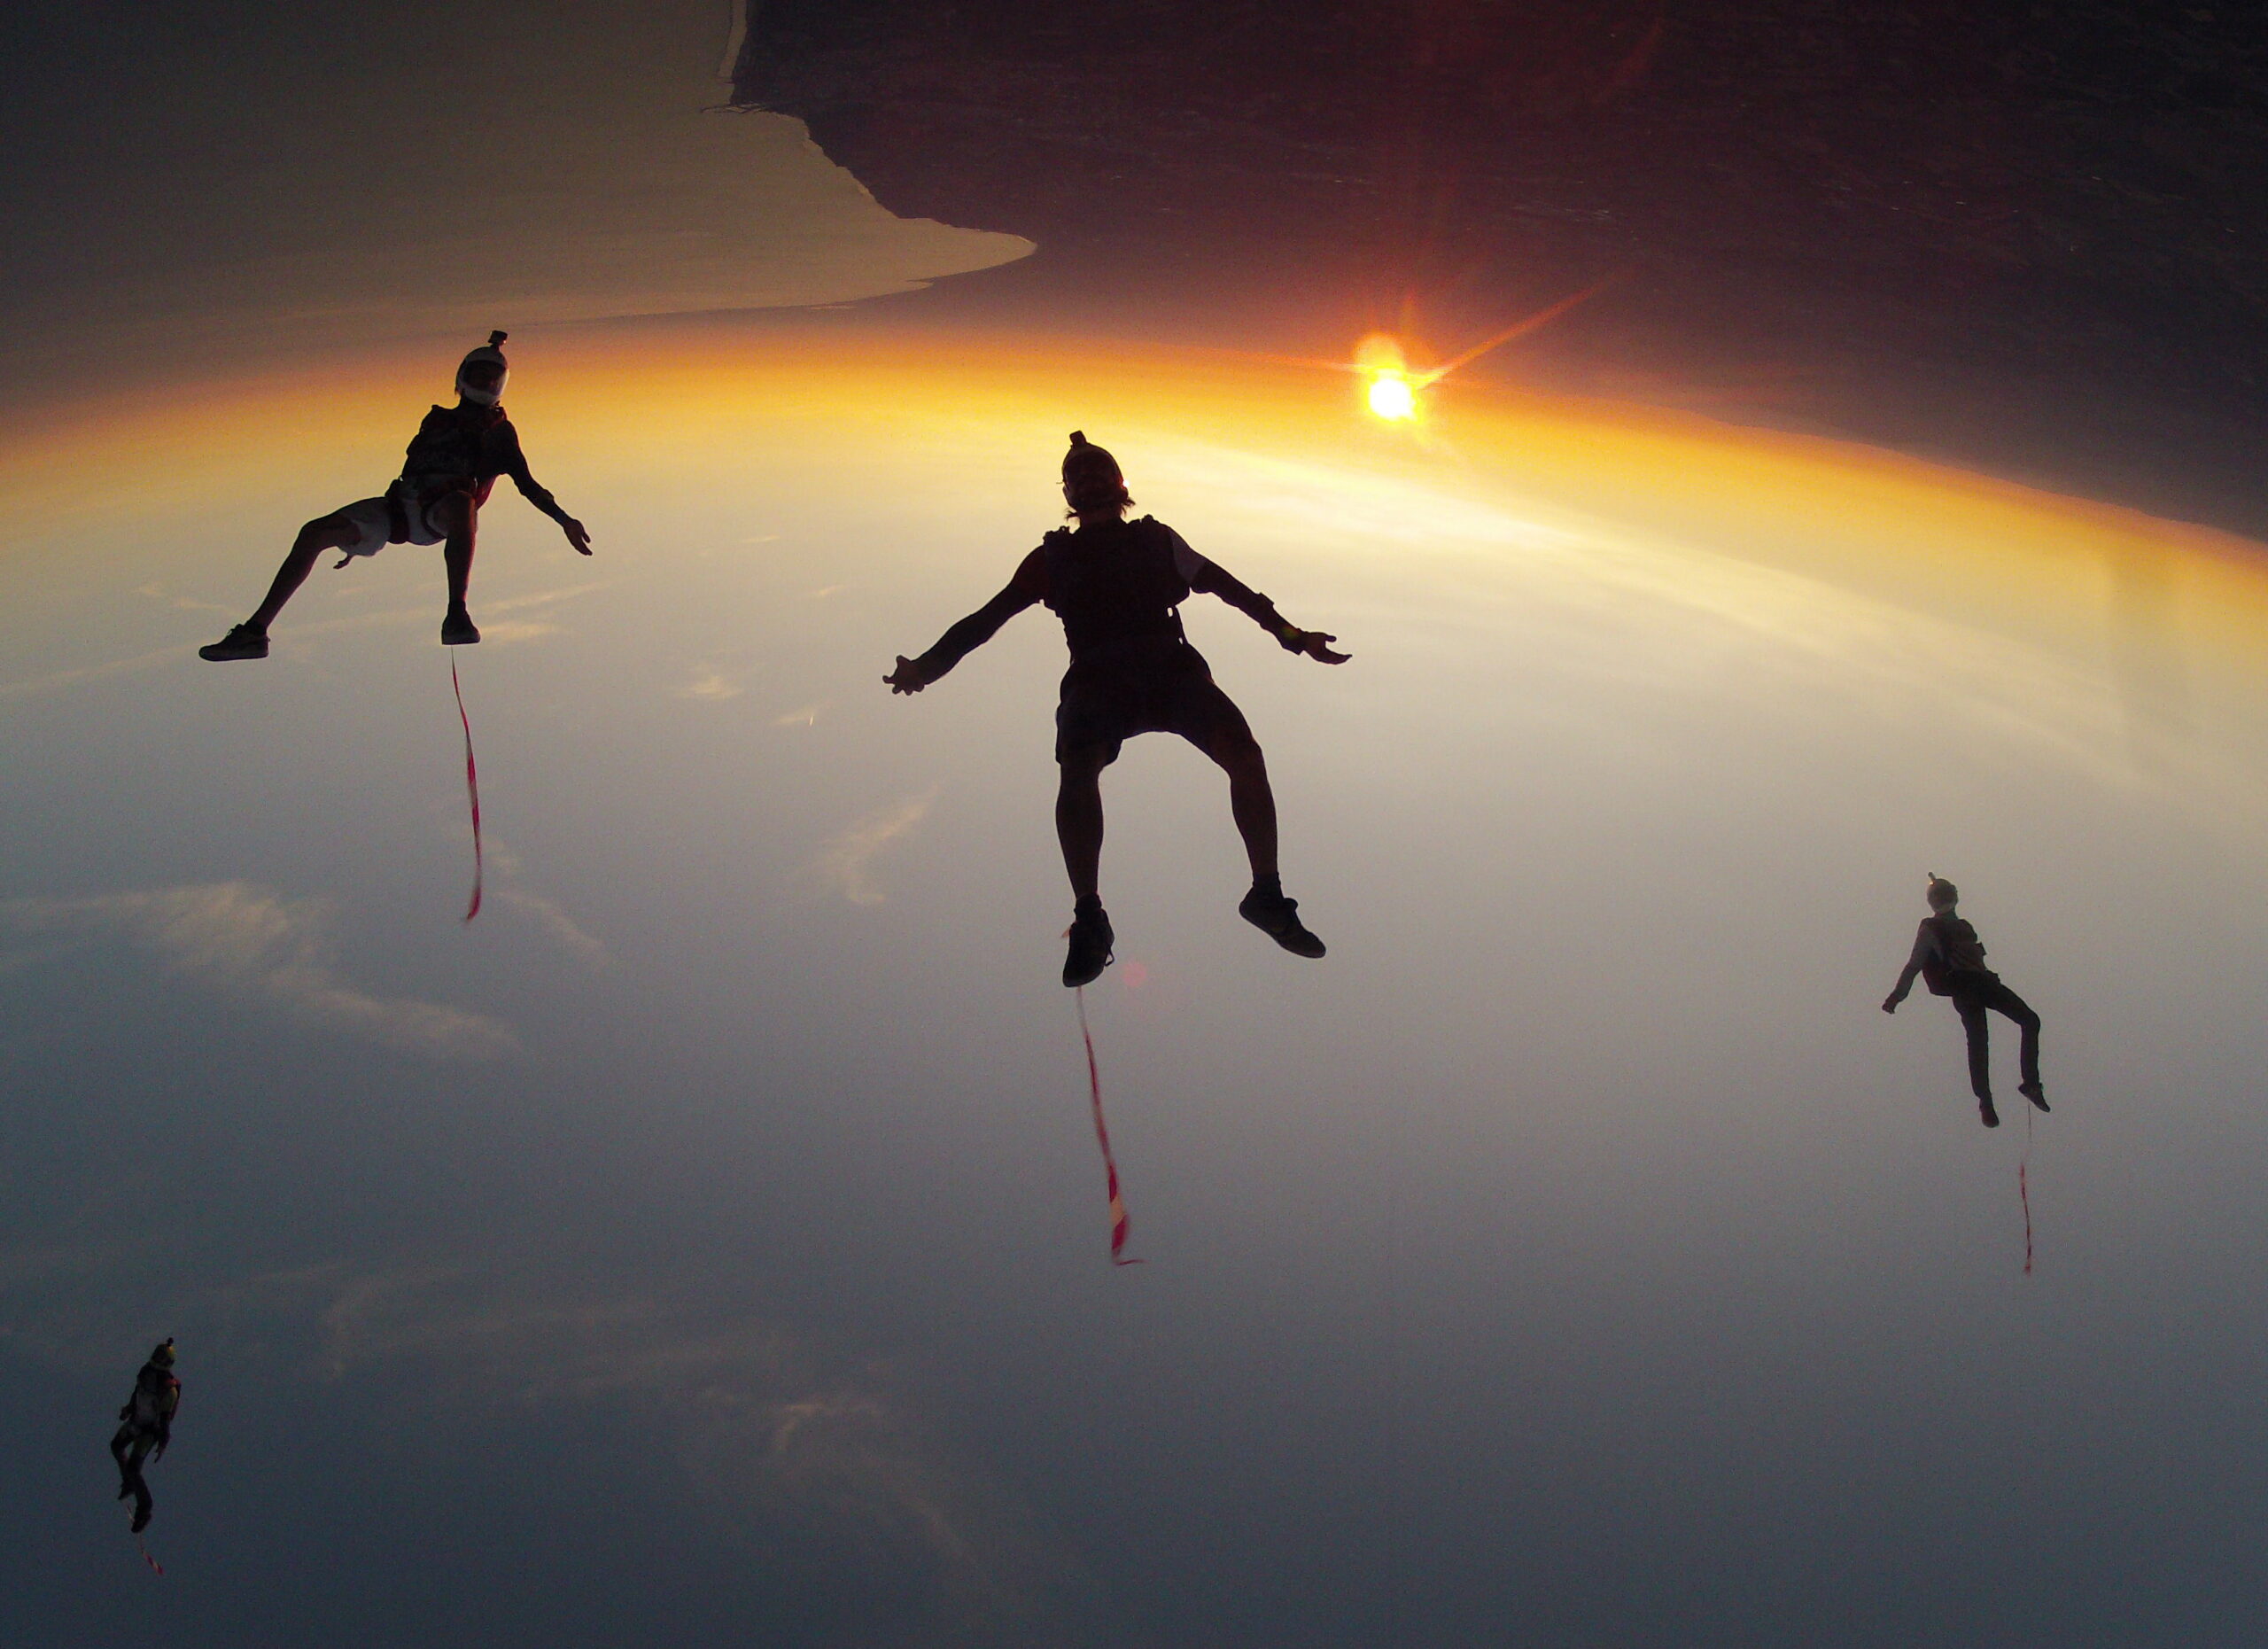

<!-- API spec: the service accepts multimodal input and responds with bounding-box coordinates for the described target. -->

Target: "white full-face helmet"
[455,331,509,407]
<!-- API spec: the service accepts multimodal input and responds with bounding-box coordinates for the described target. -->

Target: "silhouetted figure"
[1883,875,2047,1128]
[109,1339,180,1535]
[198,332,591,660]
[887,432,1349,986]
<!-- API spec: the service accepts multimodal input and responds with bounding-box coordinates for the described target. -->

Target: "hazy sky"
[5,8,2268,1649]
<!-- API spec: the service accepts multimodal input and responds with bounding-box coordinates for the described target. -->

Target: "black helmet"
[1061,430,1121,480]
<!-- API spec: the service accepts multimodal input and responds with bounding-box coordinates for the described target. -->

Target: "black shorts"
[1055,645,1254,763]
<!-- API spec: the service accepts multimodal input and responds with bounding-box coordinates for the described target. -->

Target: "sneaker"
[116,1480,132,1501]
[129,1506,151,1534]
[1063,903,1115,988]
[441,610,481,646]
[1239,885,1326,959]
[198,624,268,662]
[2018,1080,2049,1112]
[1978,1101,2000,1129]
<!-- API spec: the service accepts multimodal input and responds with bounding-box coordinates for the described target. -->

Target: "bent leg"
[247,511,363,632]
[1056,744,1112,902]
[435,491,478,611]
[127,1439,153,1527]
[1955,996,1993,1101]
[1987,983,2044,1089]
[1200,723,1278,881]
[113,1427,152,1504]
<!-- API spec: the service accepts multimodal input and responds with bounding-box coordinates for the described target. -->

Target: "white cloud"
[0,883,515,1058]
[0,643,191,702]
[811,787,938,906]
[676,669,745,701]
[485,581,608,614]
[470,619,560,646]
[491,886,608,969]
[302,1268,1066,1626]
[133,581,229,612]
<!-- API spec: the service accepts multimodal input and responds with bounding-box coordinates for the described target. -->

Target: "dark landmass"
[737,0,2268,535]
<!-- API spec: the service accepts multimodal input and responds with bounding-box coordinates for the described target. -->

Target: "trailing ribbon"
[2019,1104,2035,1277]
[135,1533,163,1577]
[449,655,484,923]
[1076,987,1141,1266]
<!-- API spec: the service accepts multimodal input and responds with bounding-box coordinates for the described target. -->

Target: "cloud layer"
[0,883,515,1058]
[811,788,939,906]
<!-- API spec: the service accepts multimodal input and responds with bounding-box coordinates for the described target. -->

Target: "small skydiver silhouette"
[109,1338,180,1536]
[1882,874,2047,1128]
[886,432,1350,986]
[198,331,591,660]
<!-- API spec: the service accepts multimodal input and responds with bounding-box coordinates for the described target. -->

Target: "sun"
[1367,369,1418,421]
[1353,332,1420,421]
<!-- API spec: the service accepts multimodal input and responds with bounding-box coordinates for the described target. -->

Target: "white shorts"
[331,484,450,561]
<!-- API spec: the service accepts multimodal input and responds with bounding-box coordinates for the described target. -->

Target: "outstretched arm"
[496,425,593,555]
[887,549,1046,694]
[1176,534,1349,664]
[1883,923,1937,1013]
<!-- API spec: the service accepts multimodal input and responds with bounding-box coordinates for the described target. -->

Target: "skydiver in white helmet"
[198,331,591,660]
[1883,875,2047,1128]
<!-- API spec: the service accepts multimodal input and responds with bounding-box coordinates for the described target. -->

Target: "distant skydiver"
[109,1339,180,1535]
[198,332,591,660]
[1882,875,2047,1128]
[886,432,1349,987]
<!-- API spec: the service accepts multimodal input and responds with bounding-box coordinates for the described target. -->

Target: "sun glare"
[1354,332,1418,421]
[1367,370,1418,421]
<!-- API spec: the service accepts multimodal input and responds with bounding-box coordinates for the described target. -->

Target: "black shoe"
[1063,904,1114,988]
[1239,885,1326,959]
[2018,1080,2049,1113]
[1979,1101,2000,1129]
[198,623,268,662]
[129,1506,151,1534]
[441,609,481,646]
[116,1480,132,1501]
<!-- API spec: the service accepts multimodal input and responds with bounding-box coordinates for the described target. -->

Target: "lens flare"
[1354,332,1420,421]
[1368,371,1418,421]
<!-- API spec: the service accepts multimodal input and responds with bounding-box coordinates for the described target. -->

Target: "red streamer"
[135,1533,164,1577]
[1076,986,1141,1266]
[2019,1105,2035,1277]
[449,655,484,923]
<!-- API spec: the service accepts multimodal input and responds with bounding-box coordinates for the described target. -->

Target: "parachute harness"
[1076,987,1141,1266]
[449,655,484,922]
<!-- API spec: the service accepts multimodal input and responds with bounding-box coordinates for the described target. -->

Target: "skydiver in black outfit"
[1882,875,2047,1128]
[886,432,1349,986]
[198,331,591,660]
[109,1339,181,1535]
